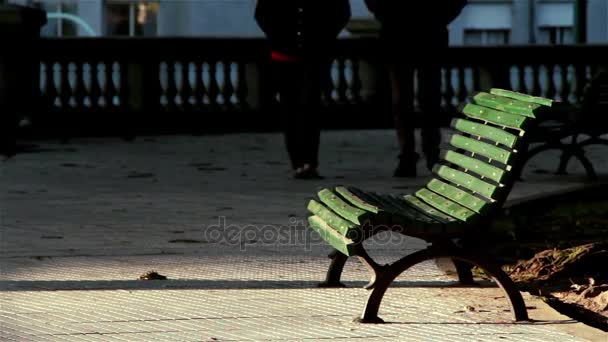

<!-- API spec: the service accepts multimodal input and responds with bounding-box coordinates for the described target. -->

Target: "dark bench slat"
[426,178,491,214]
[335,186,380,214]
[433,165,498,200]
[449,134,513,165]
[343,187,444,226]
[364,191,408,216]
[382,194,442,224]
[451,118,518,149]
[473,92,539,117]
[317,188,370,225]
[307,199,359,240]
[461,103,529,130]
[441,150,507,184]
[308,216,356,256]
[490,88,554,107]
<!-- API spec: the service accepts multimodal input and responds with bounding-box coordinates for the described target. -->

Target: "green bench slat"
[308,216,357,256]
[434,165,498,200]
[344,187,384,209]
[402,194,459,223]
[335,186,380,214]
[414,188,477,222]
[318,188,369,225]
[449,134,513,165]
[441,150,506,184]
[426,178,491,214]
[490,88,553,107]
[451,118,518,149]
[461,103,529,130]
[307,199,359,240]
[473,92,539,117]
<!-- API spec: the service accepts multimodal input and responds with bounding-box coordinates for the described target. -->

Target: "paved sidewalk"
[1,130,606,341]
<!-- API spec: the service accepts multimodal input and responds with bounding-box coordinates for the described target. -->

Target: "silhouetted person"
[255,0,351,179]
[365,0,467,177]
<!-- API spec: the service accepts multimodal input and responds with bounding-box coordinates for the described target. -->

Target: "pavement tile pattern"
[1,130,606,341]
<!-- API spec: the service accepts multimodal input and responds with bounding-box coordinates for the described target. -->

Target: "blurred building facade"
[5,0,608,44]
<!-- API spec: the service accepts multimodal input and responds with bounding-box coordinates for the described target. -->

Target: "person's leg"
[389,62,418,177]
[275,61,305,171]
[299,60,328,172]
[417,62,442,170]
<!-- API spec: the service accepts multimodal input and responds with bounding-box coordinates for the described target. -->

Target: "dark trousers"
[389,61,442,162]
[273,60,328,170]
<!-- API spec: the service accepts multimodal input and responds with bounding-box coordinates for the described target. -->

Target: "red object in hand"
[271,51,299,62]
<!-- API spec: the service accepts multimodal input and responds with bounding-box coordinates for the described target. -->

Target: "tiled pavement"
[1,130,606,341]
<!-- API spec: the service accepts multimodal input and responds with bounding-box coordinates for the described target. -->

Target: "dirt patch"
[479,184,608,331]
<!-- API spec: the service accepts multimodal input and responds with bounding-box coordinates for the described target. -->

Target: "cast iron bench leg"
[318,249,348,288]
[354,245,529,324]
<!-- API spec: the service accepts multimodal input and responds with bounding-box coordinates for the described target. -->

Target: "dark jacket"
[255,0,351,58]
[365,0,467,46]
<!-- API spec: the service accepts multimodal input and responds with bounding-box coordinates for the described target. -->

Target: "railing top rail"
[33,38,608,65]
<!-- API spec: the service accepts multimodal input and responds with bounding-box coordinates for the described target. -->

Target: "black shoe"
[294,165,324,180]
[394,153,419,178]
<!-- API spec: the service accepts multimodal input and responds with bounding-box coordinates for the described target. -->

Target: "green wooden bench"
[517,71,608,180]
[306,88,553,323]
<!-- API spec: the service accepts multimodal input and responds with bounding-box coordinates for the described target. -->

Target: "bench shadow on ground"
[374,319,579,326]
[0,279,500,291]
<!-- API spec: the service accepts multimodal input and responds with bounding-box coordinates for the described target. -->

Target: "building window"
[464,29,510,45]
[105,1,159,36]
[538,26,573,45]
[33,1,78,37]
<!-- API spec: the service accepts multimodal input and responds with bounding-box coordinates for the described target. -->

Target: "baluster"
[104,60,117,110]
[158,62,167,110]
[350,59,363,104]
[166,61,178,111]
[323,60,336,106]
[181,60,193,111]
[457,66,467,103]
[39,62,46,104]
[43,61,57,110]
[336,58,348,104]
[545,64,557,100]
[117,62,127,110]
[560,64,574,104]
[221,61,235,109]
[73,61,87,111]
[97,62,106,108]
[574,64,587,104]
[89,62,101,110]
[207,61,220,108]
[194,61,205,108]
[442,66,455,111]
[109,62,120,108]
[236,61,248,110]
[59,61,71,110]
[517,65,527,94]
[472,66,480,92]
[531,65,541,96]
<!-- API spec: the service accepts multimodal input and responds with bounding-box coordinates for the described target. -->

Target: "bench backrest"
[410,88,553,223]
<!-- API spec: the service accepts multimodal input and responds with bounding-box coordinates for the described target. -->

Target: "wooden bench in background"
[517,71,608,180]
